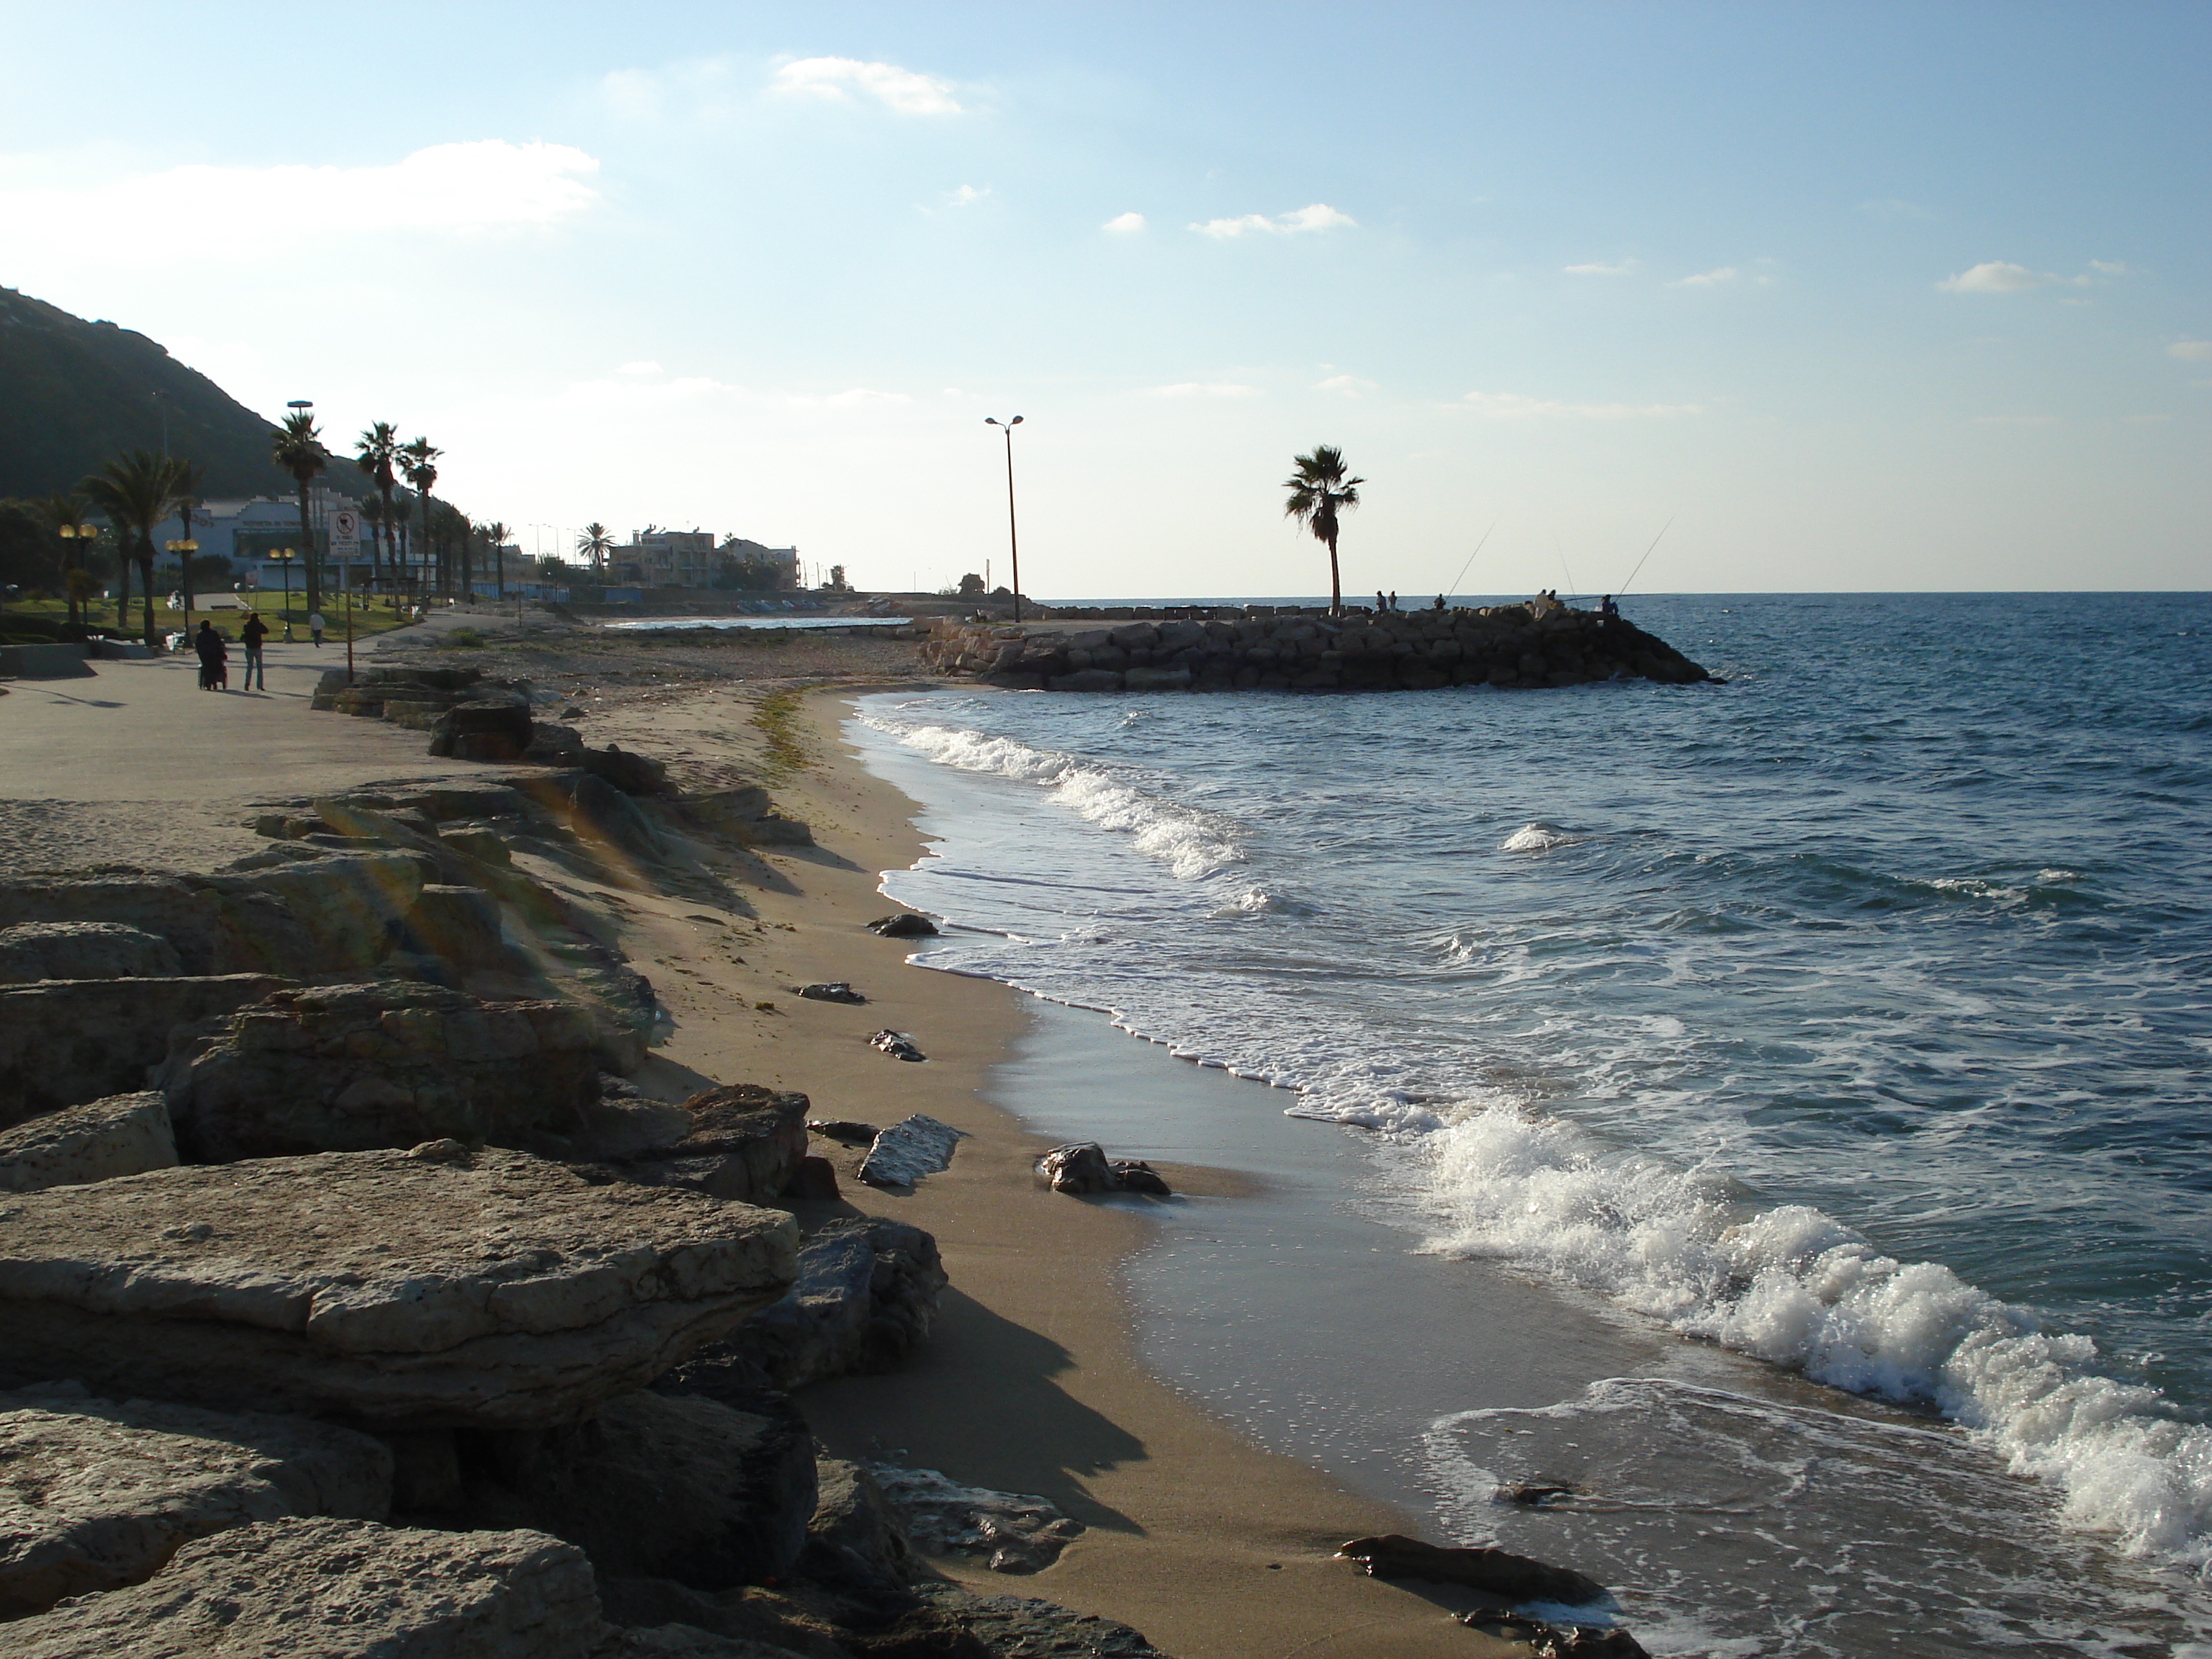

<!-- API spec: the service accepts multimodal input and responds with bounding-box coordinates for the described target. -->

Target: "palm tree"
[272,411,331,613]
[576,523,615,572]
[169,461,204,620]
[483,520,510,598]
[400,437,442,598]
[354,423,402,600]
[81,451,189,649]
[1282,445,1364,616]
[41,492,94,627]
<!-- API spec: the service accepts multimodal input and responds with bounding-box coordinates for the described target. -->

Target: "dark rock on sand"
[800,1459,923,1593]
[1337,1533,1609,1606]
[1460,1611,1650,1656]
[0,1090,176,1192]
[454,1389,817,1589]
[1035,1144,1172,1197]
[1112,1160,1170,1195]
[869,1030,926,1063]
[785,1155,840,1200]
[866,1465,1084,1575]
[0,1384,393,1618]
[0,1143,799,1427]
[1,1516,606,1658]
[808,1119,879,1146]
[867,914,939,938]
[155,981,601,1162]
[795,982,867,1004]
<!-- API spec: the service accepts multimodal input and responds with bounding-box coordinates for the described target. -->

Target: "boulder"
[523,722,590,765]
[783,1157,839,1200]
[459,1390,816,1590]
[683,788,774,832]
[1459,1612,1650,1655]
[567,773,672,863]
[392,884,527,974]
[1035,1143,1113,1195]
[0,974,290,1130]
[584,745,673,797]
[0,1385,392,1618]
[793,983,866,1004]
[799,1458,921,1593]
[601,1085,810,1206]
[156,981,602,1163]
[1045,669,1123,693]
[866,914,938,939]
[0,1091,176,1192]
[0,922,181,984]
[1122,665,1192,693]
[916,1586,1170,1658]
[858,1117,966,1190]
[664,1218,947,1392]
[0,871,317,978]
[868,1030,925,1063]
[242,851,430,969]
[439,823,515,866]
[865,1465,1084,1574]
[429,697,534,762]
[806,1120,877,1147]
[1,1516,606,1659]
[1336,1534,1610,1606]
[0,1144,799,1427]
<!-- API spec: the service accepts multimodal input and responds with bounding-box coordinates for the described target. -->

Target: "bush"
[441,626,487,649]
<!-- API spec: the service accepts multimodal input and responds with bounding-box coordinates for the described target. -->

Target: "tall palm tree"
[576,522,615,572]
[41,492,94,627]
[168,461,204,621]
[272,411,331,613]
[1282,445,1364,616]
[483,520,511,598]
[354,422,402,600]
[400,437,442,598]
[81,451,189,649]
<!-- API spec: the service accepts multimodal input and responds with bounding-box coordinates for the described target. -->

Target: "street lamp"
[55,520,99,626]
[270,548,297,640]
[984,415,1024,623]
[164,535,199,623]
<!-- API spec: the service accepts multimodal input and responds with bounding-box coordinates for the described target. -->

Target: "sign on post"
[331,508,361,559]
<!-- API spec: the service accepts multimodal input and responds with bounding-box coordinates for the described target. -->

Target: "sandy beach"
[1,619,1531,1657]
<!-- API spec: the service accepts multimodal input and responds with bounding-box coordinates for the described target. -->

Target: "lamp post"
[55,520,98,627]
[270,548,296,641]
[984,415,1024,623]
[164,531,199,625]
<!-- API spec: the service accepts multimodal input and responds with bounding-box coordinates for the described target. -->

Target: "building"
[607,529,799,590]
[145,488,362,596]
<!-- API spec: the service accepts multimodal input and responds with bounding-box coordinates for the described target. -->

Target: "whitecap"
[1502,822,1576,853]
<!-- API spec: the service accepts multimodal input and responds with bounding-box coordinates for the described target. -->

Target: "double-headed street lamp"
[55,520,99,626]
[984,415,1023,623]
[164,533,199,621]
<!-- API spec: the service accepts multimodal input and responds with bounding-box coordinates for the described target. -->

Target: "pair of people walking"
[194,613,271,691]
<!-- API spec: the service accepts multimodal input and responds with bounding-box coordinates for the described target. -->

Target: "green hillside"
[0,287,359,501]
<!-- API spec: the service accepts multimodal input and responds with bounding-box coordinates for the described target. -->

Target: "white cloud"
[1564,259,1637,276]
[1190,203,1355,239]
[1315,374,1378,396]
[2089,260,2133,276]
[1671,266,1739,288]
[0,141,598,261]
[1460,391,1702,420]
[2166,340,2212,361]
[772,56,961,115]
[1939,261,2042,295]
[944,184,991,207]
[1102,211,1146,234]
[615,361,664,377]
[1145,382,1262,398]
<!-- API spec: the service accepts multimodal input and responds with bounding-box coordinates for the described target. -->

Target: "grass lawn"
[2,594,415,642]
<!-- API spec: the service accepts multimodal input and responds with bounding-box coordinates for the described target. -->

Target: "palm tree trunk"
[114,547,130,629]
[421,498,435,601]
[136,542,157,649]
[1326,529,1342,616]
[298,480,322,614]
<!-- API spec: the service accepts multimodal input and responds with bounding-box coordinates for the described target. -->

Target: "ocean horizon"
[848,589,2212,1656]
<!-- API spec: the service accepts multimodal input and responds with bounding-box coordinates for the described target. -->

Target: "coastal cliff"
[920,601,1712,693]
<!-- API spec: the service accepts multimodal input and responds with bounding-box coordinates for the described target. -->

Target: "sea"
[843,591,2212,1657]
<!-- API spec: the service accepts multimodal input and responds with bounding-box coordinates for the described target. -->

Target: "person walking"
[240,611,269,690]
[192,620,228,691]
[308,610,325,648]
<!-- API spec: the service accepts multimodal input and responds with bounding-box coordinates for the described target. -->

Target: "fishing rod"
[1617,516,1674,598]
[1445,518,1499,601]
[1555,535,1579,603]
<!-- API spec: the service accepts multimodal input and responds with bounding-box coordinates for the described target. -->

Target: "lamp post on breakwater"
[984,415,1023,623]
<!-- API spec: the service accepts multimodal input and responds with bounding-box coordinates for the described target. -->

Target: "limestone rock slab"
[4,1516,606,1658]
[0,1092,176,1193]
[0,974,290,1129]
[0,922,181,984]
[0,1385,392,1617]
[156,981,601,1162]
[606,1085,809,1205]
[0,1146,799,1426]
[858,1115,966,1190]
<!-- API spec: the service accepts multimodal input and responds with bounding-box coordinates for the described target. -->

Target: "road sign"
[331,508,361,558]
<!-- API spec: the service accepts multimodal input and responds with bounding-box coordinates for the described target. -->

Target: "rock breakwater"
[920,601,1712,693]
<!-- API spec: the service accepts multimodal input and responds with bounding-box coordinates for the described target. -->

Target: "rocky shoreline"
[919,599,1714,693]
[0,631,1654,1658]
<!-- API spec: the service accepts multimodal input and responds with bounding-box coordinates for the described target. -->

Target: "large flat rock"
[0,1384,392,1618]
[4,1516,606,1658]
[0,974,289,1129]
[0,1145,798,1427]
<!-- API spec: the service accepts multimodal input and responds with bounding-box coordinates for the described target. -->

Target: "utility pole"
[984,415,1024,622]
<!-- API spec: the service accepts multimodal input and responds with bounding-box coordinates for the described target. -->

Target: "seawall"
[920,601,1712,693]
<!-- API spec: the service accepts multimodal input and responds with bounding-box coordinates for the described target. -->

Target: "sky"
[1,1,2206,596]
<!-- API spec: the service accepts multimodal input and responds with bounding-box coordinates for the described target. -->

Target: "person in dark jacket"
[239,611,269,690]
[193,620,228,691]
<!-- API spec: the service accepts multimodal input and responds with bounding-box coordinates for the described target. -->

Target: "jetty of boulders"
[0,655,1645,1658]
[920,598,1712,693]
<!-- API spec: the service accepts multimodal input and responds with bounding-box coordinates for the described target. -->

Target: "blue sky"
[1,1,2205,594]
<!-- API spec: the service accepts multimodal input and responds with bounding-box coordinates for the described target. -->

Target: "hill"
[0,287,359,502]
